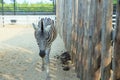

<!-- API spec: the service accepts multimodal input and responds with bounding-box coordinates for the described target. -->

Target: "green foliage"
[0,0,2,3]
[113,0,117,4]
[0,3,54,12]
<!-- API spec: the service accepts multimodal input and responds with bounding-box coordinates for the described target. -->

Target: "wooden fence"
[113,1,120,80]
[56,0,120,80]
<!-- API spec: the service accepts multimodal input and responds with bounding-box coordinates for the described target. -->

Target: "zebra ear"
[32,23,38,30]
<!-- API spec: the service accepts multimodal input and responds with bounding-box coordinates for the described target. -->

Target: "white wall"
[0,15,55,27]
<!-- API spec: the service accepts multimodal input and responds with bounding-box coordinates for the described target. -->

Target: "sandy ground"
[0,25,79,80]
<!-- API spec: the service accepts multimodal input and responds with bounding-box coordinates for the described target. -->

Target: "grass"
[0,0,117,12]
[113,0,117,5]
[0,3,54,12]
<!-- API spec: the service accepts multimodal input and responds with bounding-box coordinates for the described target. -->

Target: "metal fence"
[0,0,56,15]
[0,15,56,27]
[0,7,56,15]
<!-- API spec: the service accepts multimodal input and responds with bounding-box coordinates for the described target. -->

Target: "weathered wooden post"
[80,1,89,80]
[90,0,104,80]
[87,0,102,80]
[113,0,120,80]
[63,0,72,50]
[101,0,113,80]
[56,0,73,51]
[73,0,103,80]
[56,0,113,80]
[70,0,84,79]
[71,0,77,65]
[56,0,64,38]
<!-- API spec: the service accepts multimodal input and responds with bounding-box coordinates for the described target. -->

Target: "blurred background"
[0,0,56,27]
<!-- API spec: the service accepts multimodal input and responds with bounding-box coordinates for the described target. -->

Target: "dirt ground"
[0,25,79,80]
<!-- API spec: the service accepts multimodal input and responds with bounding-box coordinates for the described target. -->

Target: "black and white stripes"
[112,14,116,28]
[32,17,57,80]
[112,5,117,29]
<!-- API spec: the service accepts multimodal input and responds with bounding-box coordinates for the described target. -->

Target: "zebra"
[111,6,117,46]
[32,17,57,80]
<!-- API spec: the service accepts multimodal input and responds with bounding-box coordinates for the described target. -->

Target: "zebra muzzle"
[39,50,46,58]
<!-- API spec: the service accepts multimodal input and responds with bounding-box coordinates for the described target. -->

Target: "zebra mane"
[41,20,44,32]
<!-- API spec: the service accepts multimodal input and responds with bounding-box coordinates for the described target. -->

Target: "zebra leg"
[42,58,45,71]
[45,48,51,80]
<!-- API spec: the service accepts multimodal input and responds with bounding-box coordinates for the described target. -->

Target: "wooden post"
[56,0,113,80]
[71,0,77,65]
[64,0,72,50]
[87,0,99,80]
[56,0,65,38]
[101,0,113,80]
[86,0,103,80]
[113,0,120,80]
[74,0,84,79]
[56,0,73,50]
[82,1,90,80]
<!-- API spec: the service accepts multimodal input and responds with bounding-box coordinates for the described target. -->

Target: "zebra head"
[32,18,53,58]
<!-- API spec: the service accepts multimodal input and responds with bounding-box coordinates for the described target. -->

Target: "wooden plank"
[87,0,97,80]
[101,0,113,80]
[71,0,77,65]
[82,1,89,80]
[56,0,64,38]
[56,0,113,80]
[64,0,72,50]
[113,0,120,80]
[87,0,103,80]
[91,0,103,80]
[75,0,84,79]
